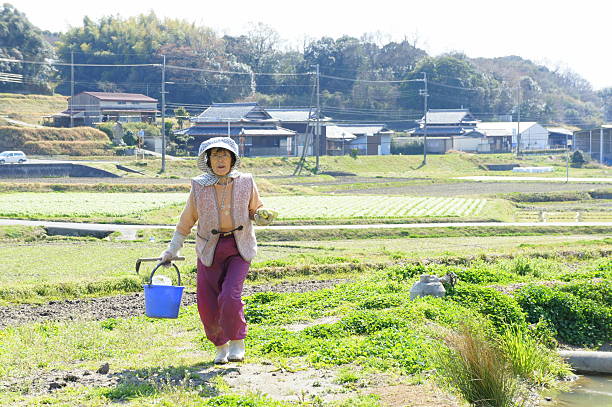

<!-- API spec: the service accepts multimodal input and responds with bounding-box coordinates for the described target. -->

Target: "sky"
[10,0,612,90]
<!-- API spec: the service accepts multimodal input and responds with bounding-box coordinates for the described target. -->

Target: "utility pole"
[315,63,320,173]
[419,72,429,165]
[70,51,74,128]
[160,55,166,173]
[565,132,569,183]
[516,86,521,156]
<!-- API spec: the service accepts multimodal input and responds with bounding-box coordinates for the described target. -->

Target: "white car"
[0,151,28,164]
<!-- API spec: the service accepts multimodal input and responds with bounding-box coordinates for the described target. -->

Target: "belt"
[211,225,243,238]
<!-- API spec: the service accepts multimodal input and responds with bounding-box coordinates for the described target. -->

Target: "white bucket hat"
[196,137,241,172]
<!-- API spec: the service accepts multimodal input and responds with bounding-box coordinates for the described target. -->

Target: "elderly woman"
[160,137,276,364]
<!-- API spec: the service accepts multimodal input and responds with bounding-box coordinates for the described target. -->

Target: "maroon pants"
[196,235,250,346]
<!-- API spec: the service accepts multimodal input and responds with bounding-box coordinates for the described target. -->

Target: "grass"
[434,323,526,407]
[498,326,572,388]
[0,93,67,125]
[0,230,609,304]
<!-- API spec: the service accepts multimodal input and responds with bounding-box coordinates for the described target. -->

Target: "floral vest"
[192,173,257,266]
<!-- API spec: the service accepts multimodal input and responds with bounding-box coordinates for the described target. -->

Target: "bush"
[96,122,114,139]
[450,284,526,331]
[385,263,429,281]
[570,150,587,167]
[514,284,612,347]
[559,280,612,307]
[391,138,424,155]
[456,264,514,284]
[505,191,591,203]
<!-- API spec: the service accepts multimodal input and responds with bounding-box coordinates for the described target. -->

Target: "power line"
[319,73,422,84]
[0,57,160,68]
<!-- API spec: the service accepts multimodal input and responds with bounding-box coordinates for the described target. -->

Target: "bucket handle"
[147,262,182,286]
[135,256,184,275]
[135,257,185,286]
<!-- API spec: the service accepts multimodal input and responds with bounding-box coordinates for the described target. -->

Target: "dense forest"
[1,3,611,129]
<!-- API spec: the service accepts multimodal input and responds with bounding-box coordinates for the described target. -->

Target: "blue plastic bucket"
[143,262,184,319]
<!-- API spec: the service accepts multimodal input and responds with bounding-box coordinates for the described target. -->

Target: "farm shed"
[573,125,612,165]
[476,122,549,151]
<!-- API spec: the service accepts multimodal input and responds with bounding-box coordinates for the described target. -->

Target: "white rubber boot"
[228,339,245,362]
[214,342,229,365]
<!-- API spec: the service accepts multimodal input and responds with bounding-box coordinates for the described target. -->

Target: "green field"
[264,195,488,218]
[0,192,187,218]
[0,192,497,223]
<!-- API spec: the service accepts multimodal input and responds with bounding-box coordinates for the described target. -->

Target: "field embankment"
[0,93,67,125]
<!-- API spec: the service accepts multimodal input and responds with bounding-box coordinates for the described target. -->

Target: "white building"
[476,122,549,150]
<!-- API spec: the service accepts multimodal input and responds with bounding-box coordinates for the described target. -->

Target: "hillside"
[470,56,602,126]
[0,93,67,125]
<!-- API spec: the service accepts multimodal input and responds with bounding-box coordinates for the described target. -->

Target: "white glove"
[254,208,278,226]
[159,231,186,267]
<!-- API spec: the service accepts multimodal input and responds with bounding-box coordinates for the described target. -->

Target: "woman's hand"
[254,208,278,226]
[159,250,176,267]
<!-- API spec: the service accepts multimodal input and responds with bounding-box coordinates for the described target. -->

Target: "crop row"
[264,195,488,218]
[0,192,487,219]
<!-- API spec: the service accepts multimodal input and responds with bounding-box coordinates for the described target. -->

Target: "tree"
[400,55,497,113]
[55,12,249,104]
[571,150,587,168]
[0,3,56,93]
[173,106,189,129]
[598,87,612,122]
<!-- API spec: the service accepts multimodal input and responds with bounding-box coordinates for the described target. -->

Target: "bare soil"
[0,279,347,329]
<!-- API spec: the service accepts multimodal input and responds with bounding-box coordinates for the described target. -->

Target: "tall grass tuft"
[498,326,572,388]
[434,323,526,407]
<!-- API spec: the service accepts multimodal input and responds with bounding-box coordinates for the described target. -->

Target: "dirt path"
[0,279,347,328]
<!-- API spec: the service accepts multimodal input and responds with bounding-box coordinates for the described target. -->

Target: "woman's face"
[209,148,232,176]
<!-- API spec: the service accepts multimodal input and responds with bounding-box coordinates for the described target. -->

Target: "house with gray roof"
[411,108,479,137]
[175,103,297,157]
[266,108,329,157]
